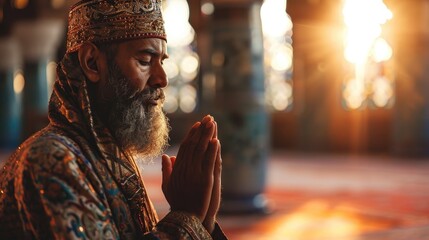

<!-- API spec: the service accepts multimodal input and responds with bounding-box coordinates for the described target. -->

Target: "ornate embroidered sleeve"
[145,211,228,240]
[148,211,212,239]
[17,138,120,239]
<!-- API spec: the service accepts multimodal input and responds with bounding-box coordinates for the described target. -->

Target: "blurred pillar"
[0,38,22,149]
[211,0,269,213]
[420,4,429,156]
[390,0,429,156]
[13,20,64,139]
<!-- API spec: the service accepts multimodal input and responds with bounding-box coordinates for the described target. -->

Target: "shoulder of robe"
[21,134,80,175]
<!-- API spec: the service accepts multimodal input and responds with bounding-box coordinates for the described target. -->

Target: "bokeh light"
[180,53,199,82]
[12,0,29,9]
[46,62,57,86]
[163,0,200,113]
[261,0,294,112]
[270,44,293,72]
[343,78,365,110]
[180,96,197,113]
[201,1,214,15]
[180,85,197,99]
[51,0,66,9]
[13,71,25,94]
[164,87,179,113]
[372,76,393,107]
[163,58,179,79]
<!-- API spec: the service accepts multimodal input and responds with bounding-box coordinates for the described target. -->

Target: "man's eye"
[138,60,151,66]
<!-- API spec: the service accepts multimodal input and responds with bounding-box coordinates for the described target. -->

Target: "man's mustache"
[130,88,165,105]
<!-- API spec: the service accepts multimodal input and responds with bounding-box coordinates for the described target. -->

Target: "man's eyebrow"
[137,48,169,59]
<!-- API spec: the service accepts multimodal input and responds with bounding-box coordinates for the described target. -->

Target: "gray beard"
[105,63,170,160]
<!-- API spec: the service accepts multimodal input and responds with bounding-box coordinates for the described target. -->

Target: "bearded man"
[0,0,226,239]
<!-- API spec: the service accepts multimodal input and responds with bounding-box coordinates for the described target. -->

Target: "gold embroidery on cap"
[66,0,166,53]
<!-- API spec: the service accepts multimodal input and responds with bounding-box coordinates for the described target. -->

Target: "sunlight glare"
[263,200,360,240]
[163,0,195,47]
[260,0,291,38]
[343,0,393,109]
[372,38,393,63]
[343,0,392,64]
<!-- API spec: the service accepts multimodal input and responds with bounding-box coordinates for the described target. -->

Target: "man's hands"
[161,115,222,234]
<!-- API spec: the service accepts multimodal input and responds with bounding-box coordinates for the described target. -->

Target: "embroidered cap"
[66,0,166,53]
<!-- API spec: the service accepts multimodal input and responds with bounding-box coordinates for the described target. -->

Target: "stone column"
[13,19,64,139]
[0,38,22,149]
[390,0,429,156]
[211,0,269,213]
[419,2,429,156]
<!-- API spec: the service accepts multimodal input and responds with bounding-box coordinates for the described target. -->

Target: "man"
[0,0,226,239]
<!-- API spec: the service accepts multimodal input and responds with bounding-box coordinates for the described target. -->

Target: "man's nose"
[148,63,168,89]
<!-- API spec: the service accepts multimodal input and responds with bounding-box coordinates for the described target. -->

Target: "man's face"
[96,38,170,159]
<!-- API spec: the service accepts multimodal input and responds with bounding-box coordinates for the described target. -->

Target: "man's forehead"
[121,38,168,55]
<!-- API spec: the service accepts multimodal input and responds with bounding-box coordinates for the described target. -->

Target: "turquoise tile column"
[13,20,64,139]
[0,38,22,149]
[211,1,269,213]
[21,59,50,139]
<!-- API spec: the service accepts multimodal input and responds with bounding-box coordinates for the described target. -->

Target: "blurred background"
[1,0,429,239]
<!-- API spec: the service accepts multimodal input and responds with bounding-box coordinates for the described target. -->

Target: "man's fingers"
[211,143,222,211]
[213,121,218,140]
[214,142,222,181]
[176,121,201,164]
[201,115,212,125]
[188,121,202,138]
[203,139,219,173]
[177,115,213,169]
[170,156,176,167]
[163,115,222,224]
[194,116,217,171]
[192,120,215,168]
[183,120,206,168]
[161,154,172,194]
[203,144,222,233]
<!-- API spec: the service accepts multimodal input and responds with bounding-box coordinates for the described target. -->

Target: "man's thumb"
[161,154,172,192]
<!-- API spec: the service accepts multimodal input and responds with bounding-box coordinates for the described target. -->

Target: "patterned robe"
[0,53,226,239]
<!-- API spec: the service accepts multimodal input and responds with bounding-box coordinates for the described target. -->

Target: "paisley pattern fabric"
[0,52,226,239]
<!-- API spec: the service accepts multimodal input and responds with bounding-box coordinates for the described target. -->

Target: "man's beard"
[104,63,170,160]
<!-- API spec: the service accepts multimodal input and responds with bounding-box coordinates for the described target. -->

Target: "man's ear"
[78,42,103,83]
